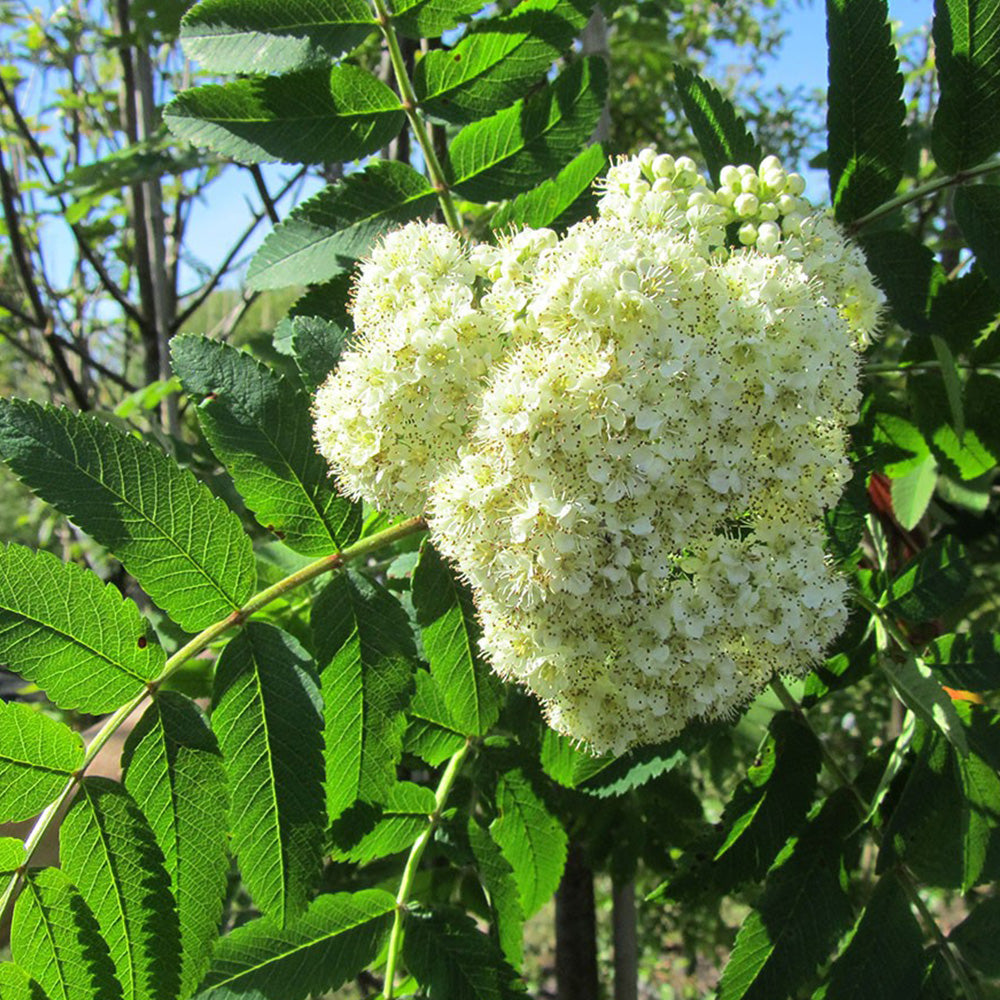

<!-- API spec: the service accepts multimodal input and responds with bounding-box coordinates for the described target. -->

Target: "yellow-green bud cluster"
[314,150,884,754]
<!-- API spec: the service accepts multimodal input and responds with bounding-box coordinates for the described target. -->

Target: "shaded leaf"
[448,57,607,201]
[312,571,416,823]
[0,400,255,633]
[816,877,924,1000]
[289,316,350,390]
[171,335,360,554]
[0,963,52,1000]
[923,632,1000,692]
[0,545,164,713]
[328,781,434,862]
[489,768,566,917]
[879,654,969,756]
[11,867,122,1000]
[825,0,906,221]
[212,622,325,926]
[656,714,820,902]
[858,231,942,334]
[404,670,467,767]
[716,792,858,1000]
[674,65,761,184]
[907,373,995,480]
[881,536,971,623]
[121,692,229,998]
[467,822,525,969]
[248,160,435,290]
[414,0,592,123]
[412,541,503,737]
[392,0,488,38]
[0,700,82,823]
[489,142,606,231]
[932,0,1000,172]
[193,890,395,1000]
[950,896,1000,977]
[59,778,180,1000]
[954,184,1000,293]
[403,906,524,1000]
[180,0,375,74]
[166,65,403,165]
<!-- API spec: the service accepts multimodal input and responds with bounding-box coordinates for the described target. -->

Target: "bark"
[555,843,599,1000]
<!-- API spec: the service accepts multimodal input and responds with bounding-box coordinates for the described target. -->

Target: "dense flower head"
[314,150,884,754]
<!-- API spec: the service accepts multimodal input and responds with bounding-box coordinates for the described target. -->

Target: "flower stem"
[369,0,463,233]
[849,157,1000,233]
[382,739,472,1000]
[0,515,428,925]
[863,360,1000,376]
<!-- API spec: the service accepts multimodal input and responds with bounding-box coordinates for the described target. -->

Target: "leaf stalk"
[381,739,473,999]
[368,0,463,233]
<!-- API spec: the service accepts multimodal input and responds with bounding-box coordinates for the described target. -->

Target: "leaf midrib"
[0,599,148,683]
[17,408,241,614]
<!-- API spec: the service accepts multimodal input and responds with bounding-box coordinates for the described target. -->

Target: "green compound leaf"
[312,571,416,823]
[414,0,592,123]
[954,185,1000,293]
[0,545,164,713]
[816,877,925,1000]
[448,57,607,202]
[0,963,52,1000]
[247,160,435,290]
[165,65,403,165]
[59,778,180,1000]
[404,669,467,766]
[212,622,325,926]
[955,746,1000,889]
[923,632,1000,692]
[467,821,525,969]
[328,781,435,862]
[489,142,606,232]
[0,399,255,633]
[716,791,858,1000]
[656,713,821,902]
[193,889,395,1000]
[121,692,229,999]
[880,536,971,623]
[391,0,488,38]
[932,0,1000,172]
[0,700,82,824]
[180,0,375,74]
[11,867,122,1000]
[825,0,906,222]
[673,65,761,185]
[489,767,567,918]
[412,541,504,738]
[403,906,525,1000]
[171,335,360,555]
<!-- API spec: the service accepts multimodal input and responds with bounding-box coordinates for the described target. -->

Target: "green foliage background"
[0,0,999,998]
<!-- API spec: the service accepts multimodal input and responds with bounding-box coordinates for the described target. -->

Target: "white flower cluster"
[314,151,883,755]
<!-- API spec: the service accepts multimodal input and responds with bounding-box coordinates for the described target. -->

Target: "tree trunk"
[555,843,599,1000]
[613,879,639,1000]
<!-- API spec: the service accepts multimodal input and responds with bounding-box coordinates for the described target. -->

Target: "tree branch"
[0,75,146,328]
